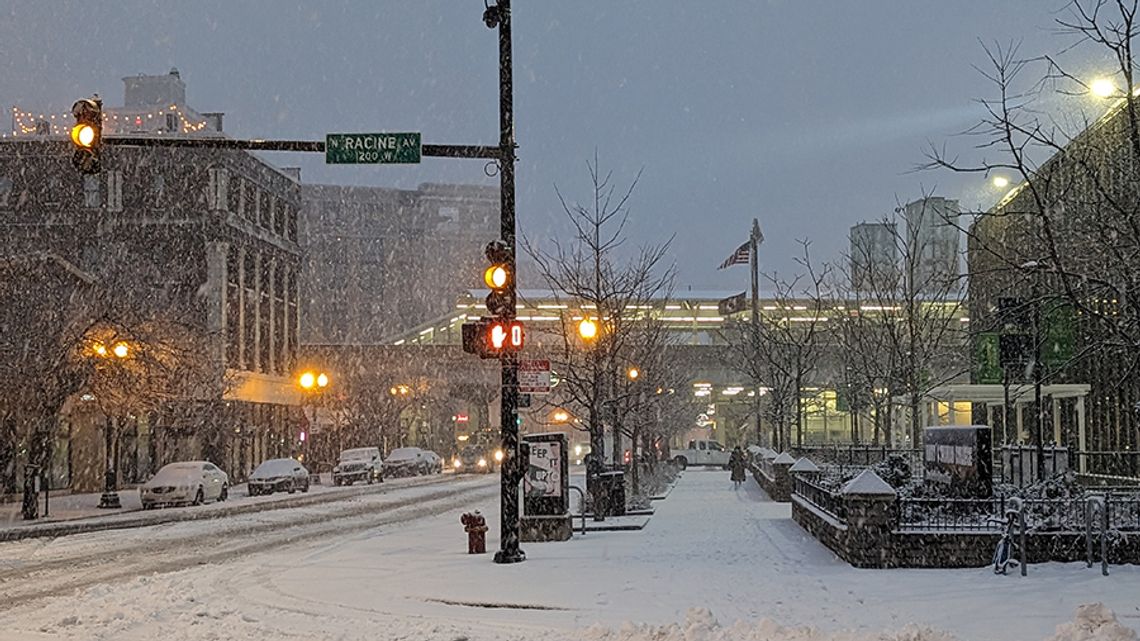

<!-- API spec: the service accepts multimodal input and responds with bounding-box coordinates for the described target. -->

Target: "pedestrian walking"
[729,446,747,489]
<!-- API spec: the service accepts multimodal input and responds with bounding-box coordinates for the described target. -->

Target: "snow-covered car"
[140,461,229,508]
[333,447,383,486]
[248,458,310,495]
[421,449,443,473]
[383,447,434,477]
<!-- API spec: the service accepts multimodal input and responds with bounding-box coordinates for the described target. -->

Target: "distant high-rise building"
[849,221,898,293]
[903,196,961,294]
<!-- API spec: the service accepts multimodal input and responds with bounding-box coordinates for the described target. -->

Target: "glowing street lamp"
[627,366,640,381]
[1091,77,1117,98]
[577,317,599,341]
[991,175,1010,189]
[112,341,130,359]
[552,410,570,423]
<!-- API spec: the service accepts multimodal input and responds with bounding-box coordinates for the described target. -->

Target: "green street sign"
[325,132,421,164]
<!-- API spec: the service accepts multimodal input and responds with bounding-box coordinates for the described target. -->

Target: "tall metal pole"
[750,219,762,446]
[493,0,524,565]
[1032,272,1045,482]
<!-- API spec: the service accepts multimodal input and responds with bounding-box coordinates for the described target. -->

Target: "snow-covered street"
[1,469,1137,641]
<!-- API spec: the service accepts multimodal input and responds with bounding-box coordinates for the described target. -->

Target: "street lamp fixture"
[577,317,599,341]
[627,366,640,381]
[991,175,1010,189]
[552,410,570,423]
[1091,77,1117,98]
[390,384,411,396]
[112,341,130,359]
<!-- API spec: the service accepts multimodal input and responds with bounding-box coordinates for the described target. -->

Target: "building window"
[83,175,100,208]
[165,113,177,133]
[262,196,273,230]
[207,167,229,211]
[285,205,297,242]
[236,180,246,219]
[106,171,123,212]
[0,177,11,208]
[150,174,165,207]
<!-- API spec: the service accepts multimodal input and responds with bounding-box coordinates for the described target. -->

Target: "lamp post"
[1021,261,1047,482]
[95,340,131,509]
[298,370,330,465]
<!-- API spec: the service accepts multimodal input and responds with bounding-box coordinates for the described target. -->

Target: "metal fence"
[897,493,1140,533]
[1077,451,1140,481]
[792,475,846,522]
[790,445,924,473]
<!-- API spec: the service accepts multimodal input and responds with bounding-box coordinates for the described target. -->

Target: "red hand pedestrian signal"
[488,321,524,351]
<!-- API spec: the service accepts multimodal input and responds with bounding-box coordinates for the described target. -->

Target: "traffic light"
[70,97,103,175]
[462,317,524,359]
[484,239,514,316]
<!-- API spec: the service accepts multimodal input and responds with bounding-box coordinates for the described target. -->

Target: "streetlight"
[552,410,570,423]
[577,317,599,341]
[297,370,331,464]
[1091,77,1117,98]
[991,175,1010,189]
[94,338,131,509]
[626,366,640,381]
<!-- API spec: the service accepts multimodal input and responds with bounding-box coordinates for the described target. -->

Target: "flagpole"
[750,218,762,447]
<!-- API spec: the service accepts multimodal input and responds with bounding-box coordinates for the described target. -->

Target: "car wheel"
[288,480,296,494]
[674,456,688,470]
[192,487,205,506]
[302,480,310,493]
[367,474,375,485]
[219,485,228,502]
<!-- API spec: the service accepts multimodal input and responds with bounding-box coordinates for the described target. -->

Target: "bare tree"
[926,1,1140,459]
[523,154,674,509]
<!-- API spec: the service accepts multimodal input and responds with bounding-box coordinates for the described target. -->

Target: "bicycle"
[987,497,1023,575]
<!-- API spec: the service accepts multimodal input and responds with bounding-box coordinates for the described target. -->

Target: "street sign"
[518,359,551,394]
[325,132,422,164]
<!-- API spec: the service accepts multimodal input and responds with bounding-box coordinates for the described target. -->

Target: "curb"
[0,476,449,543]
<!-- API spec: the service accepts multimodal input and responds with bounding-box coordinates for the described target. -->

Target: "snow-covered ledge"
[840,469,896,498]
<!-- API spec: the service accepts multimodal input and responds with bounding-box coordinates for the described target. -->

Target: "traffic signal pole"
[492,0,525,565]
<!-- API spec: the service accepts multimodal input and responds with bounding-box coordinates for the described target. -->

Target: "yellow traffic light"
[578,317,599,341]
[484,264,509,290]
[70,97,102,175]
[71,124,97,148]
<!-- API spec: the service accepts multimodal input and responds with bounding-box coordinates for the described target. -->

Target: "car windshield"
[151,463,201,482]
[340,449,374,462]
[386,448,419,461]
[252,459,298,477]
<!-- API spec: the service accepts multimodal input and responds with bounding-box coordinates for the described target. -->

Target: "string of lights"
[5,103,211,138]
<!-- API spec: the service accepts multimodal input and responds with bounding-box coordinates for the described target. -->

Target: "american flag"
[717,242,751,270]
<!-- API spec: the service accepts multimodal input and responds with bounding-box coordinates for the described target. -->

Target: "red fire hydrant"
[461,511,488,554]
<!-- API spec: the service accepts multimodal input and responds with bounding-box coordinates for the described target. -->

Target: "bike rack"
[1085,494,1110,576]
[568,485,587,536]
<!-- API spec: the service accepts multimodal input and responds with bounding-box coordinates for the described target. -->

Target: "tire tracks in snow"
[0,476,497,608]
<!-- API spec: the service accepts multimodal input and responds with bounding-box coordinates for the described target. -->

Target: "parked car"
[332,447,383,486]
[421,449,443,473]
[671,439,730,469]
[383,447,434,477]
[140,461,229,509]
[453,444,496,473]
[248,458,310,495]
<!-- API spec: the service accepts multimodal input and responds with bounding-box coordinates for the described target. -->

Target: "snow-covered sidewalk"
[1,468,1137,641]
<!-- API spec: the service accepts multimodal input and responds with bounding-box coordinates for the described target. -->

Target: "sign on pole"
[518,359,551,394]
[325,132,422,164]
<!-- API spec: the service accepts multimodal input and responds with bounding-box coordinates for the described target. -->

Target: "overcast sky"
[0,1,1116,291]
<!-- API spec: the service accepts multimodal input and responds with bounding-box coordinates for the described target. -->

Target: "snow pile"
[581,608,957,641]
[1048,604,1138,641]
[581,606,1136,641]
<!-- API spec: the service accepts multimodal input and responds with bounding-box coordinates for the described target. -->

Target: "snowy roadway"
[0,469,1137,641]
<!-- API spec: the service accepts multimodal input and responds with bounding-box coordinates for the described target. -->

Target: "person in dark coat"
[729,446,747,488]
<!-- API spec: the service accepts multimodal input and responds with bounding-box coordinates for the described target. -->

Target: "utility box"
[923,425,993,498]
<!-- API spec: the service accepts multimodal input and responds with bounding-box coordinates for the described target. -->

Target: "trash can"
[598,470,626,517]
